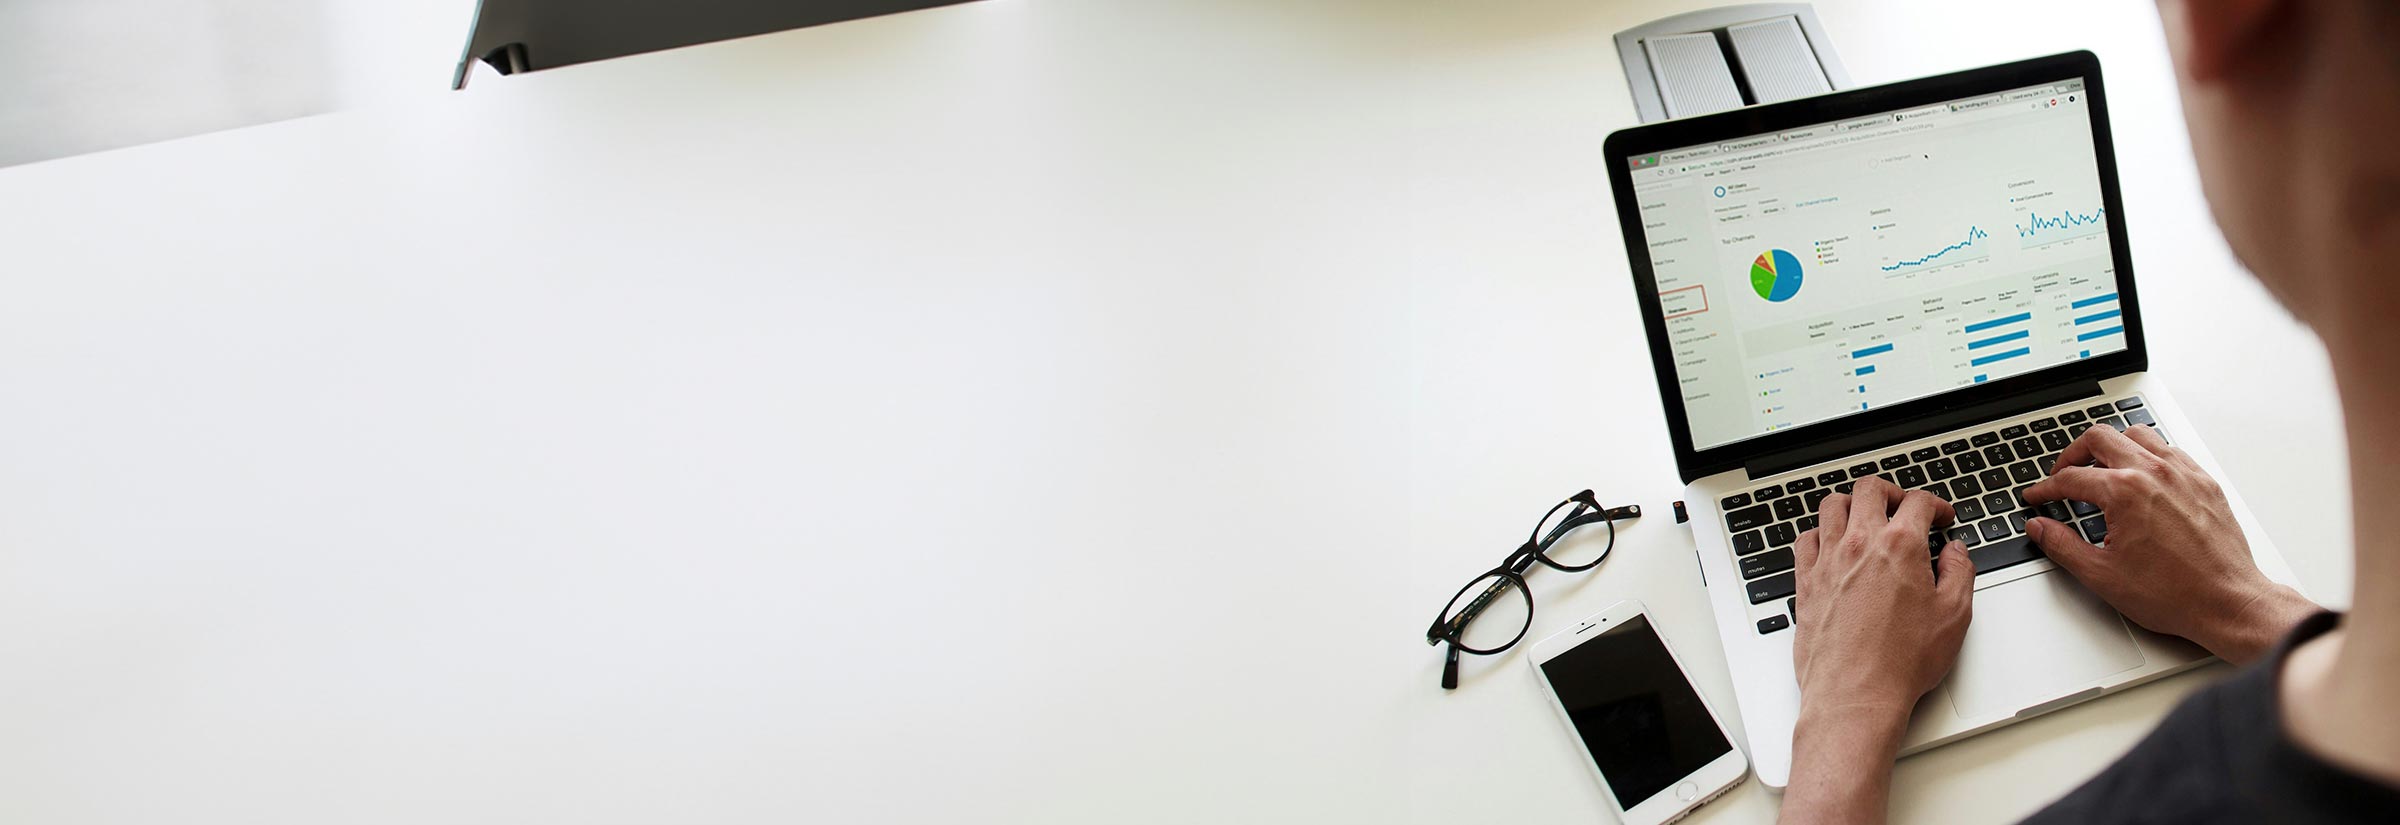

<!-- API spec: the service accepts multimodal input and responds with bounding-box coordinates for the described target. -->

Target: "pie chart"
[1750,249,1803,302]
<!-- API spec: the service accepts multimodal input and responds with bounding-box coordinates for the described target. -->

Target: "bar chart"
[1966,312,2034,367]
[2071,291,2122,343]
[1851,342,1893,409]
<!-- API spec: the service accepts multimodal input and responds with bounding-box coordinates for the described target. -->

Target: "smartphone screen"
[1538,614,1733,807]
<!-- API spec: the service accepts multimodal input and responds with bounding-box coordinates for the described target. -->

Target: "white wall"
[0,0,480,168]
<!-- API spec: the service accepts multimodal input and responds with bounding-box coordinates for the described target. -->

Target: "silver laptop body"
[1601,52,2302,788]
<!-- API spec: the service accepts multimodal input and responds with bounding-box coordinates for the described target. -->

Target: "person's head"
[2160,0,2400,345]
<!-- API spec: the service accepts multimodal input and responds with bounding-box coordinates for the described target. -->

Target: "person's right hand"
[2021,423,2315,664]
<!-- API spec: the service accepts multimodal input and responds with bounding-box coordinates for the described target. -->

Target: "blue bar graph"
[1968,329,2030,350]
[1970,347,2031,367]
[2071,292,2118,309]
[1964,312,2033,334]
[1974,374,1988,384]
[2074,308,2122,325]
[1852,343,1894,358]
[1855,365,1876,376]
[2077,326,2123,342]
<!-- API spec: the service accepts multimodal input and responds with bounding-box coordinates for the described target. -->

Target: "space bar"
[1967,535,2045,575]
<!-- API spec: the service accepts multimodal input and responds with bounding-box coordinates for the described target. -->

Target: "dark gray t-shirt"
[2022,612,2400,823]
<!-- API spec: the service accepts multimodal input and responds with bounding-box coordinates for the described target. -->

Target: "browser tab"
[1892,105,1947,122]
[1719,135,1779,152]
[1834,116,1887,133]
[1662,146,1721,164]
[1949,94,2009,113]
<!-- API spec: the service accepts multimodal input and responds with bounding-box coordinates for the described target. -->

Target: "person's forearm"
[1780,698,1910,825]
[2205,582,2318,665]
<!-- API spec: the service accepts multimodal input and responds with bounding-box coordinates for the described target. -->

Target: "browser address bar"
[1687,102,2041,171]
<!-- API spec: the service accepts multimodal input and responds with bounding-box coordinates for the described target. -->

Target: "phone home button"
[1675,781,1698,801]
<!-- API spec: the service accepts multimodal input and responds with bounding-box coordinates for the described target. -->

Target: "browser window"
[1630,80,2125,451]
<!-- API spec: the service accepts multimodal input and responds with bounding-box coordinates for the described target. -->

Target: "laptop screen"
[1628,78,2126,452]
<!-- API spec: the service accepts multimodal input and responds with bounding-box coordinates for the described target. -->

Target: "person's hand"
[2021,424,2315,664]
[1792,476,1975,714]
[1780,476,1974,825]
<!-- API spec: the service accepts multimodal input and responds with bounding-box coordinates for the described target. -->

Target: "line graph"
[1880,225,1990,272]
[2015,206,2107,247]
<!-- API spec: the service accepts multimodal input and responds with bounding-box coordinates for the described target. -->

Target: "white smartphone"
[1529,600,1747,825]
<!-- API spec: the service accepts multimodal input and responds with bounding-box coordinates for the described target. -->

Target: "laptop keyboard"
[1724,396,2157,635]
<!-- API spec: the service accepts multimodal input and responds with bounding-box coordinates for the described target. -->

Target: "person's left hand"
[1793,476,1975,714]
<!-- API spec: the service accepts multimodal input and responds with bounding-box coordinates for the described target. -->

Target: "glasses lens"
[1440,573,1532,653]
[1535,503,1616,569]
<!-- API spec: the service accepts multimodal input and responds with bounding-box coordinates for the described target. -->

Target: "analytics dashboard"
[1629,79,2127,451]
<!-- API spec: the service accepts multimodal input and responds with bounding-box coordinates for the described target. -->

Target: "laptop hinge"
[1744,380,2104,480]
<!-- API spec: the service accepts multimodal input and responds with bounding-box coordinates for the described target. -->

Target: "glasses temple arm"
[1428,575,1516,644]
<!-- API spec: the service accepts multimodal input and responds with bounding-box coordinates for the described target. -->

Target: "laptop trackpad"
[1947,571,2145,718]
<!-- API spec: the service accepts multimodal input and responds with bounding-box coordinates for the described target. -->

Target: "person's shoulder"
[2018,674,2250,824]
[2024,614,2400,824]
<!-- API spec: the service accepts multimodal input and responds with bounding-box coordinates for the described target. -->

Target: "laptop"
[1602,51,2305,788]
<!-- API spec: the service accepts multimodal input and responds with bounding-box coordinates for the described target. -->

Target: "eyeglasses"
[1425,490,1640,689]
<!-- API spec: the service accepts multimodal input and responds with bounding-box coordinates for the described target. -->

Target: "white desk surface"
[0,1,2350,822]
